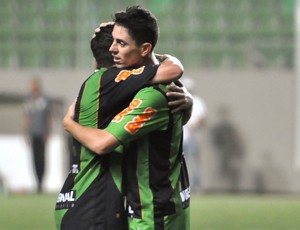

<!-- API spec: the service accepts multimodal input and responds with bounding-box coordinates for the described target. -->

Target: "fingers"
[65,100,76,119]
[168,99,191,113]
[92,21,115,38]
[99,21,115,28]
[166,85,185,113]
[168,100,186,113]
[92,28,100,38]
[168,98,186,107]
[167,84,183,93]
[169,101,188,113]
[166,84,193,113]
[166,91,185,98]
[166,85,185,100]
[170,106,183,114]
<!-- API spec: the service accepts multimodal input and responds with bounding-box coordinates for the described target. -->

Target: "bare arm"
[150,54,184,84]
[63,101,119,154]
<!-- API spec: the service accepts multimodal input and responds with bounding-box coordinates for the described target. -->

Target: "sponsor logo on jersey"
[112,99,142,123]
[180,186,191,203]
[115,66,145,82]
[125,107,156,134]
[112,98,157,134]
[56,190,76,210]
[71,164,79,174]
[127,205,135,218]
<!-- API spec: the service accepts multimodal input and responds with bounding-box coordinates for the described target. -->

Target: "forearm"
[151,54,184,84]
[63,117,119,155]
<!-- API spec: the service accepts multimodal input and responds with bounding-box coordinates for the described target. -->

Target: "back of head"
[113,5,159,50]
[90,24,114,69]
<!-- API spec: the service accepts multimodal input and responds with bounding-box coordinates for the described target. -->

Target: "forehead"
[112,24,134,42]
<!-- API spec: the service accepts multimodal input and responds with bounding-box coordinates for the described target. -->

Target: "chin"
[115,64,124,68]
[116,63,128,68]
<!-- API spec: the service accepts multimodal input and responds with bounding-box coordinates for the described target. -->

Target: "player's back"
[55,65,159,230]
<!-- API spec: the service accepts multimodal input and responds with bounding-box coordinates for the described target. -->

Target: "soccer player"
[55,23,189,230]
[63,6,190,230]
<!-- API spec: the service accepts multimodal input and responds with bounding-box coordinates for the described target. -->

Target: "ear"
[140,43,152,57]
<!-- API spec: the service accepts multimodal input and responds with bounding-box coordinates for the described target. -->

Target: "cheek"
[124,50,141,62]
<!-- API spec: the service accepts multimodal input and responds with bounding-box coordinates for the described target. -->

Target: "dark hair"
[113,5,159,50]
[90,24,114,68]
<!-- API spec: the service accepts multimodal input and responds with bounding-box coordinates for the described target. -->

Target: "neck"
[151,52,159,65]
[143,52,159,66]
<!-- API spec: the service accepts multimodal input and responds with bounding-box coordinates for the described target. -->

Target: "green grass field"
[1,193,300,230]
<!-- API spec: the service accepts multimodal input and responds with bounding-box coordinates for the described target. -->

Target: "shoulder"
[91,68,109,78]
[137,84,169,95]
[134,84,169,106]
[105,65,159,77]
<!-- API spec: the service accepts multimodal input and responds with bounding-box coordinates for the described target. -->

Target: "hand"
[63,100,76,130]
[155,53,167,63]
[166,84,193,113]
[92,21,115,38]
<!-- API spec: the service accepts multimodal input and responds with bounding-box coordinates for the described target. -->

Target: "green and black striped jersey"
[105,84,190,230]
[55,65,159,230]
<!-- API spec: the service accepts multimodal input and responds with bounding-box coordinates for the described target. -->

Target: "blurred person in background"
[182,77,207,193]
[211,106,245,193]
[22,78,52,193]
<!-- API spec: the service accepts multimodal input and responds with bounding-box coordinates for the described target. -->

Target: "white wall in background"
[0,135,66,193]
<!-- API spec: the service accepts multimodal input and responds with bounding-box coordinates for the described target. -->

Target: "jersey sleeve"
[105,85,170,144]
[104,65,159,91]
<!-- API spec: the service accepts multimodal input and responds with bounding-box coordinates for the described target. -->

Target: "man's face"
[109,24,144,68]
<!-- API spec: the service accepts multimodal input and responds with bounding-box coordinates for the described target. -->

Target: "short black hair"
[113,5,159,50]
[90,24,114,69]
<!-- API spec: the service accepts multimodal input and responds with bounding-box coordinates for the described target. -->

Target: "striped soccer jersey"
[105,84,190,230]
[55,65,159,230]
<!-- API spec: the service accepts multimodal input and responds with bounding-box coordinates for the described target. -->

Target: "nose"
[109,41,117,53]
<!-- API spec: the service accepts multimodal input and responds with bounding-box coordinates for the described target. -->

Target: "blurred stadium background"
[1,0,300,229]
